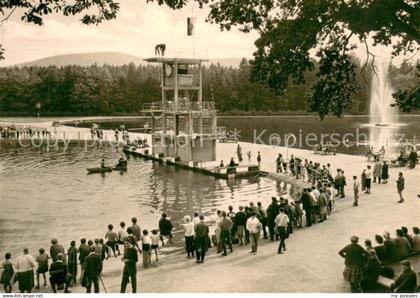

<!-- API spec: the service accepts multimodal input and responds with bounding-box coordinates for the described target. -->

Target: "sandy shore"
[1,120,419,293]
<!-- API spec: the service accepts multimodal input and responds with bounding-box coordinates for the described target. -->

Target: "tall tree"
[147,0,420,116]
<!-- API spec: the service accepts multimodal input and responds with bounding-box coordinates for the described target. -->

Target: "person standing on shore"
[159,213,174,245]
[353,176,360,207]
[246,212,262,254]
[1,253,14,293]
[275,208,289,254]
[257,151,261,168]
[267,197,279,241]
[361,169,366,192]
[120,239,138,293]
[219,211,233,256]
[300,189,313,227]
[79,238,90,287]
[35,248,48,289]
[235,206,247,245]
[84,246,102,293]
[67,241,78,286]
[117,222,128,256]
[14,248,36,293]
[381,161,389,183]
[338,236,368,293]
[183,215,195,258]
[194,215,209,264]
[396,172,405,203]
[373,160,382,183]
[257,202,268,239]
[105,224,118,259]
[130,217,141,245]
[141,230,152,267]
[49,253,71,293]
[365,166,372,194]
[50,238,65,263]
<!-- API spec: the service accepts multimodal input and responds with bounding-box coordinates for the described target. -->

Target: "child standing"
[142,230,152,267]
[150,230,160,262]
[35,248,49,289]
[0,253,14,293]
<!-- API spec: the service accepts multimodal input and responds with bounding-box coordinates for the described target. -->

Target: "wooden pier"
[123,145,261,180]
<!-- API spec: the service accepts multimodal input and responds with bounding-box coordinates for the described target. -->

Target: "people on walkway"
[183,215,195,258]
[14,248,37,293]
[84,246,102,293]
[396,172,405,203]
[235,206,247,245]
[120,238,138,293]
[130,217,141,244]
[338,236,368,293]
[141,230,152,267]
[1,253,14,293]
[159,213,174,245]
[105,224,118,259]
[67,241,78,286]
[194,215,209,263]
[353,176,360,207]
[35,248,48,289]
[246,212,262,254]
[267,197,280,240]
[275,208,289,254]
[381,161,389,183]
[49,253,70,293]
[373,160,382,183]
[365,166,372,194]
[218,211,233,256]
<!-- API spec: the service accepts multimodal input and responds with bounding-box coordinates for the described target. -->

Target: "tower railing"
[142,101,215,113]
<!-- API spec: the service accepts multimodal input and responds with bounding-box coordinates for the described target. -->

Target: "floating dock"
[123,145,261,180]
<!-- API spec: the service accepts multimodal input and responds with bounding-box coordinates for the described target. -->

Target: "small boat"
[87,167,112,173]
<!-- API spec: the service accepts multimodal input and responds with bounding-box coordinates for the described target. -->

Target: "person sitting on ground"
[412,227,420,252]
[390,260,417,293]
[395,229,412,259]
[401,226,414,247]
[49,253,70,293]
[373,235,387,264]
[383,231,398,262]
[361,250,381,293]
[159,213,174,246]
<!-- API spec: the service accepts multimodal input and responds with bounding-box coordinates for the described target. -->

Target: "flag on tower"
[187,17,196,36]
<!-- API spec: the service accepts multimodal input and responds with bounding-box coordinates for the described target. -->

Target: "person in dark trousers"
[67,240,78,286]
[130,217,141,244]
[257,151,261,167]
[275,208,289,254]
[227,205,237,240]
[361,250,381,292]
[267,197,279,241]
[49,253,71,293]
[391,260,417,293]
[194,215,209,263]
[257,202,268,239]
[120,239,138,293]
[300,189,313,227]
[1,252,14,293]
[235,206,247,245]
[396,172,405,203]
[159,213,174,245]
[78,238,90,287]
[218,211,233,256]
[35,248,49,289]
[338,236,368,293]
[84,246,102,293]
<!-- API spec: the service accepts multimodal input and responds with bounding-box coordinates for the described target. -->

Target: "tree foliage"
[148,0,420,117]
[0,60,417,116]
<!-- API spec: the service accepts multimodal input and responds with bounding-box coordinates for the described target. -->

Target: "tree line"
[0,58,417,116]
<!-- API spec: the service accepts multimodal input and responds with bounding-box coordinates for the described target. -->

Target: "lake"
[1,115,419,257]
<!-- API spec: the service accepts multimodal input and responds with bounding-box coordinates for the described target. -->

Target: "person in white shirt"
[118,221,129,255]
[365,165,372,194]
[275,208,290,254]
[183,215,195,258]
[14,248,37,293]
[353,176,360,206]
[246,212,262,254]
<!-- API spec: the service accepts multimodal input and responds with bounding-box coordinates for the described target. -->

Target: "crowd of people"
[0,124,51,140]
[338,226,419,293]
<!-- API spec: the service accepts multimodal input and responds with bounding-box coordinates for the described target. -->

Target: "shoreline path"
[0,119,418,293]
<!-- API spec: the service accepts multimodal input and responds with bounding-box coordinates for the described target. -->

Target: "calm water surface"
[0,141,292,257]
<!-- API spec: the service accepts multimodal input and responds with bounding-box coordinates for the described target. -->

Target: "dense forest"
[0,58,418,116]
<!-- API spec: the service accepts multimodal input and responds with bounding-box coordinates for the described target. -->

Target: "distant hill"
[15,52,245,68]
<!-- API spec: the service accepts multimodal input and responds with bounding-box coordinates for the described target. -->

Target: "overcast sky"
[0,1,259,66]
[0,1,417,66]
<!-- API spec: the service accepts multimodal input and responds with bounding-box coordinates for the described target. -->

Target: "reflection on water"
[0,141,292,257]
